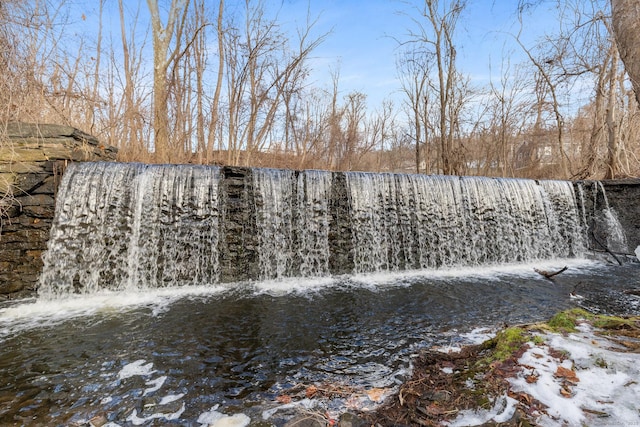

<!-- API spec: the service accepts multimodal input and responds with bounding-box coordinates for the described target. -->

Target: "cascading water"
[575,180,629,256]
[345,173,585,273]
[38,164,587,296]
[252,168,332,279]
[594,181,628,253]
[38,162,221,297]
[6,164,640,426]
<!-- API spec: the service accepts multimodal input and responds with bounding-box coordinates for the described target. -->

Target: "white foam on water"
[348,258,599,287]
[251,276,338,295]
[0,285,227,340]
[197,405,251,427]
[127,402,185,425]
[143,375,166,395]
[0,258,605,341]
[118,360,155,380]
[251,258,601,296]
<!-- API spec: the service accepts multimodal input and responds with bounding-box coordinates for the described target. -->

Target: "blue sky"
[72,0,559,110]
[268,0,556,108]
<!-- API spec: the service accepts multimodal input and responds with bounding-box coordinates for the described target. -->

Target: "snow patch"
[448,323,640,426]
[446,396,518,426]
[143,375,166,395]
[159,393,185,405]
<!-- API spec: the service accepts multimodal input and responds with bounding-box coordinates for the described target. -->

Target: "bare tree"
[397,49,431,174]
[513,30,571,178]
[146,0,190,163]
[400,0,468,175]
[611,0,640,105]
[206,0,225,163]
[221,0,326,166]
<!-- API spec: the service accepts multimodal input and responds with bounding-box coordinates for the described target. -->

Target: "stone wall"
[218,166,259,282]
[0,123,117,297]
[3,124,640,298]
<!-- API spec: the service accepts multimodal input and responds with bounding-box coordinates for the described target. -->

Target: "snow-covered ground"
[448,322,640,426]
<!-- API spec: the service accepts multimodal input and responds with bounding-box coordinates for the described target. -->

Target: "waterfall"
[39,163,221,297]
[593,181,628,253]
[252,169,332,279]
[345,173,584,272]
[38,163,589,295]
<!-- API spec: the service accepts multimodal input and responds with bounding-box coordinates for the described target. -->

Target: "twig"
[534,266,568,280]
[590,230,623,266]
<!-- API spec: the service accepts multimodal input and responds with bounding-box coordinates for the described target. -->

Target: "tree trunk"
[612,0,640,105]
[605,47,620,179]
[146,0,188,163]
[207,0,224,164]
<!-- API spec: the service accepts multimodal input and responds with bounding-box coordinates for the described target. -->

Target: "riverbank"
[356,308,640,426]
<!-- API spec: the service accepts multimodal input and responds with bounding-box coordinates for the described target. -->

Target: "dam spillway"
[38,163,586,296]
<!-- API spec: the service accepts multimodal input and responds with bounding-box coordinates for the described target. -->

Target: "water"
[39,165,587,295]
[7,163,636,425]
[1,261,639,425]
[593,181,628,253]
[345,173,584,271]
[253,169,332,279]
[39,163,221,297]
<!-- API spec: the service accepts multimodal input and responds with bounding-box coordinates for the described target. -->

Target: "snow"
[447,322,640,426]
[159,393,186,405]
[448,396,518,426]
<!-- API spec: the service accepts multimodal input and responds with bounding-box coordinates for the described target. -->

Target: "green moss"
[494,327,529,360]
[592,315,635,330]
[478,327,531,366]
[546,309,638,334]
[594,357,608,368]
[532,335,545,345]
[547,308,594,333]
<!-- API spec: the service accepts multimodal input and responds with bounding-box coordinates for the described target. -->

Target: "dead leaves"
[305,385,318,398]
[555,365,579,398]
[365,388,386,403]
[555,366,579,384]
[276,394,292,404]
[275,383,390,408]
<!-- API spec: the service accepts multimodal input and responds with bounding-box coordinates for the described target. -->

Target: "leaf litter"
[265,309,640,426]
[357,309,640,426]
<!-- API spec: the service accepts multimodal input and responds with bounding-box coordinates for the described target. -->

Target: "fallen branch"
[590,230,623,266]
[534,266,568,280]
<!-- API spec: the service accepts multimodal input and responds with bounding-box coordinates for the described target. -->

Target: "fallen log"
[534,266,568,280]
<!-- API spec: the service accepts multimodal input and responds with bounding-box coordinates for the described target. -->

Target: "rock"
[338,412,369,427]
[0,122,117,296]
[6,122,76,138]
[283,415,325,427]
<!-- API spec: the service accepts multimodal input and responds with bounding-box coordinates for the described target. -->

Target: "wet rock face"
[0,123,117,297]
[599,179,640,252]
[328,172,354,275]
[576,179,640,255]
[218,166,259,282]
[4,123,640,298]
